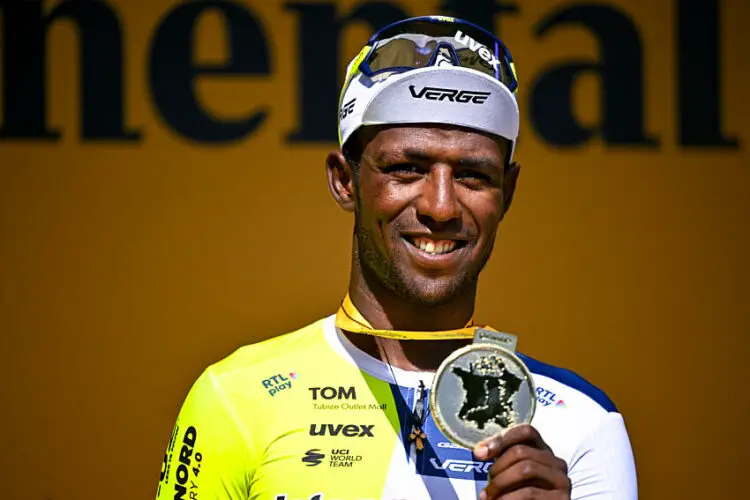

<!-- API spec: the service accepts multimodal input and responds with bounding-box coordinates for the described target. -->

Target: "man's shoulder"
[518,352,618,414]
[207,316,332,381]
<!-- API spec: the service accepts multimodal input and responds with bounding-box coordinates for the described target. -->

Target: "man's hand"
[473,424,571,500]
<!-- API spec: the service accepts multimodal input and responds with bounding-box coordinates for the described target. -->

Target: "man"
[156,15,637,500]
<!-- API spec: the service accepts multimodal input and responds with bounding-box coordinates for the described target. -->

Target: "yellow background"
[1,0,748,499]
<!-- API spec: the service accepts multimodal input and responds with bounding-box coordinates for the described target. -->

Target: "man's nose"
[415,166,461,223]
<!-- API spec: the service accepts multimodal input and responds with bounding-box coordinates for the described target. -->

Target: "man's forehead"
[364,125,508,164]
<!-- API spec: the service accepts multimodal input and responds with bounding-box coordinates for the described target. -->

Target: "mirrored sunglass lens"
[368,39,438,72]
[456,48,493,74]
[456,48,512,84]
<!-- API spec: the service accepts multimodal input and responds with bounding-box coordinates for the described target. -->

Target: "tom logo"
[340,98,356,120]
[408,86,490,104]
[309,386,356,400]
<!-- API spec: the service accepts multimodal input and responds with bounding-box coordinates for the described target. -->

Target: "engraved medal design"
[430,330,536,449]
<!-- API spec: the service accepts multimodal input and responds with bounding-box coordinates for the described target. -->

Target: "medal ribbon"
[335,294,496,340]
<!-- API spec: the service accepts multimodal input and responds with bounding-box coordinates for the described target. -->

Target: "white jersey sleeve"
[566,412,637,499]
[520,354,638,499]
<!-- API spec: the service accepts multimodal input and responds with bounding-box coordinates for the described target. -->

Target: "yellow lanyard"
[335,294,495,340]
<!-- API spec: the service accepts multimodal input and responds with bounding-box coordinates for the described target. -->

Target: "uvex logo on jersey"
[536,386,567,408]
[453,30,501,70]
[262,372,297,396]
[309,423,374,437]
[408,86,491,104]
[301,448,364,468]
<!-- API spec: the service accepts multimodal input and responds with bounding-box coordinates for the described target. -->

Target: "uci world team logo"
[262,372,298,396]
[301,448,363,468]
[302,449,325,466]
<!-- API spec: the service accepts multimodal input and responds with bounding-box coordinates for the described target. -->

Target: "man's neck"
[348,283,474,332]
[342,264,477,372]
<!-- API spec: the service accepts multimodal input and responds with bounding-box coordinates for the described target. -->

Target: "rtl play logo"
[262,372,297,397]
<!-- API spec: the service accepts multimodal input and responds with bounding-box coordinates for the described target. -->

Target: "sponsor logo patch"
[301,448,364,468]
[309,423,374,437]
[430,457,492,474]
[437,441,465,450]
[172,426,204,499]
[408,85,491,104]
[262,373,296,397]
[536,386,567,408]
[309,386,356,400]
[302,449,326,466]
[340,98,356,120]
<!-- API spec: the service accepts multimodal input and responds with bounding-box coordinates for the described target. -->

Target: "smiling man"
[156,15,637,500]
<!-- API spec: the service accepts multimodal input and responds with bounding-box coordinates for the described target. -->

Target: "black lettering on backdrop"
[284,1,407,143]
[148,0,270,143]
[0,0,140,141]
[529,5,658,147]
[440,0,519,35]
[0,0,738,151]
[676,0,737,148]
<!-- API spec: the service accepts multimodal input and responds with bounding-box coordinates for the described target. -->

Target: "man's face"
[350,125,515,306]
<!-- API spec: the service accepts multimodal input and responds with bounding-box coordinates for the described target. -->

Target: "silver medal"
[429,329,536,449]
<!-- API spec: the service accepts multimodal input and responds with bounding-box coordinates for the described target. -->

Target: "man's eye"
[382,163,421,175]
[455,170,492,183]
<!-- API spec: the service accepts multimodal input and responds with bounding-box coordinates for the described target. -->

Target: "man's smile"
[401,234,470,269]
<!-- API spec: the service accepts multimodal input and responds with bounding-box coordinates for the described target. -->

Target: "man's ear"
[501,161,521,216]
[326,150,356,212]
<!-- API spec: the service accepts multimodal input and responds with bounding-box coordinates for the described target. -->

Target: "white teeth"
[412,238,458,255]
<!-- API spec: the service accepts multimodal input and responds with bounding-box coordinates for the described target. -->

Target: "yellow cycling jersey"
[156,315,637,500]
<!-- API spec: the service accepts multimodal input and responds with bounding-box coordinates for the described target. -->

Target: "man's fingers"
[474,424,551,461]
[488,444,568,480]
[483,486,570,500]
[502,424,551,451]
[482,459,571,500]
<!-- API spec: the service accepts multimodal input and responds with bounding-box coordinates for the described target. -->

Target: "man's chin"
[398,275,474,307]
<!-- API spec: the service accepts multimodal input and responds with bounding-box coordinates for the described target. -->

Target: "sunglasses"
[357,16,518,94]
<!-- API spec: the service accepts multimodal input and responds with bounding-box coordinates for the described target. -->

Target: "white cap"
[338,62,519,159]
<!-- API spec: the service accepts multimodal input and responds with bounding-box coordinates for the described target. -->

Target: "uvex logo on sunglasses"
[454,31,501,71]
